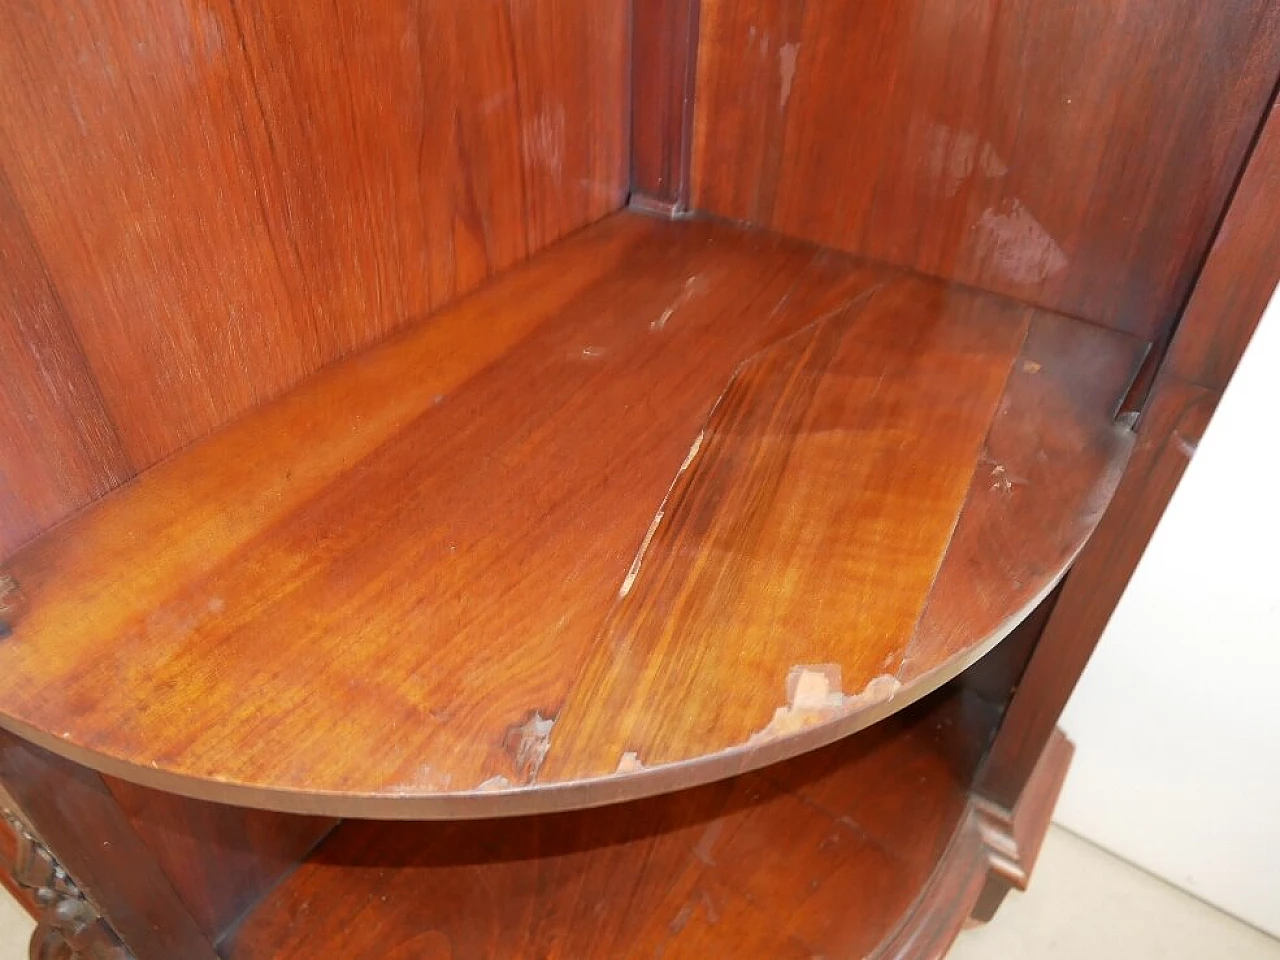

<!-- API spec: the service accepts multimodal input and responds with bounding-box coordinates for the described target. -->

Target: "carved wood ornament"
[2,810,130,960]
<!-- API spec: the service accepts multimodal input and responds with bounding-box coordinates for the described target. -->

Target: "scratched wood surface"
[0,0,626,487]
[0,212,1140,817]
[690,0,1280,339]
[227,690,999,959]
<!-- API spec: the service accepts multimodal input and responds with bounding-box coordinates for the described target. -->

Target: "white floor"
[0,886,31,960]
[951,827,1280,959]
[1,826,1277,958]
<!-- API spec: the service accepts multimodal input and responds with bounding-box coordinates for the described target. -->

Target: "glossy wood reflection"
[0,213,1139,816]
[0,0,627,472]
[691,0,1280,338]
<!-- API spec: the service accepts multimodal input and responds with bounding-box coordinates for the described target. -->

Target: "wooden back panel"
[688,0,1280,339]
[0,0,627,558]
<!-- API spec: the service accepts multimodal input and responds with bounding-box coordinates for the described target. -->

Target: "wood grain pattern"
[0,0,627,471]
[226,690,1005,960]
[977,378,1216,808]
[978,87,1280,809]
[0,213,1138,817]
[103,777,334,943]
[690,0,1280,339]
[902,315,1141,677]
[0,729,217,960]
[1166,96,1280,393]
[631,0,701,210]
[541,279,1030,780]
[0,172,130,559]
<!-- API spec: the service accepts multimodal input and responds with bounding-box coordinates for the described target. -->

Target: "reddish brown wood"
[631,0,701,211]
[0,0,627,473]
[0,730,217,960]
[0,214,1138,818]
[0,173,130,560]
[102,778,334,943]
[978,83,1280,810]
[979,379,1217,808]
[226,689,1029,959]
[690,0,1280,339]
[971,729,1074,922]
[4,807,132,960]
[880,727,1073,954]
[958,584,1060,708]
[901,314,1140,680]
[1166,97,1280,392]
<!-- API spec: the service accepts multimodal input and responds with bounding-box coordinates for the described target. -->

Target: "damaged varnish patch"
[748,665,901,744]
[504,711,556,781]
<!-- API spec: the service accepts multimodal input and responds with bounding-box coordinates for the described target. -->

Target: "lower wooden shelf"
[225,686,1070,959]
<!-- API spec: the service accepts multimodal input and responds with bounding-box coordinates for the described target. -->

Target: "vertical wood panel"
[978,88,1280,809]
[691,0,1280,339]
[0,173,130,558]
[1166,96,1280,393]
[104,777,334,943]
[0,0,627,470]
[632,0,700,210]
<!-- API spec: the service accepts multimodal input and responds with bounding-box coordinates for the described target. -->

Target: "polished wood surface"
[631,0,700,211]
[0,0,627,553]
[690,0,1280,339]
[228,689,1037,960]
[0,212,1140,816]
[978,86,1280,809]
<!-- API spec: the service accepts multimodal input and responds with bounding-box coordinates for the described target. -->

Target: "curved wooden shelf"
[225,689,1070,959]
[0,212,1141,817]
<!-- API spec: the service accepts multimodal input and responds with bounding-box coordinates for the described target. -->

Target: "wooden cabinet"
[0,1,1275,956]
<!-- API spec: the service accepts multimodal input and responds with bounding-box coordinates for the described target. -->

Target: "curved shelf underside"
[0,212,1141,816]
[225,689,1031,959]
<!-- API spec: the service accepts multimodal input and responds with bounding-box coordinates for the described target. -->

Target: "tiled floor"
[1,826,1277,958]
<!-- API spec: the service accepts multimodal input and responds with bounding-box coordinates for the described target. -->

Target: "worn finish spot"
[0,575,24,621]
[504,711,556,782]
[651,275,707,332]
[989,463,1028,495]
[523,104,566,179]
[921,123,1009,198]
[476,775,511,792]
[974,199,1068,285]
[778,42,800,109]
[693,819,724,866]
[615,751,644,774]
[1021,360,1042,374]
[619,430,706,597]
[749,667,901,745]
